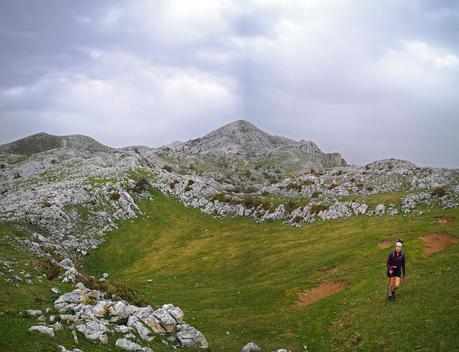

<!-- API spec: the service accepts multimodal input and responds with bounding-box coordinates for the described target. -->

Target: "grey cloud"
[0,0,458,167]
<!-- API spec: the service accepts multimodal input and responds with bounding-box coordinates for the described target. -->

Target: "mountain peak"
[213,119,263,135]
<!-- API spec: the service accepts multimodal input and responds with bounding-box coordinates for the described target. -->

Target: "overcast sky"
[0,0,458,167]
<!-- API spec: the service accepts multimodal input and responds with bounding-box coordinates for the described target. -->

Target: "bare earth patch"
[279,330,296,337]
[319,266,338,275]
[434,216,455,225]
[421,232,458,256]
[378,240,394,249]
[295,280,348,307]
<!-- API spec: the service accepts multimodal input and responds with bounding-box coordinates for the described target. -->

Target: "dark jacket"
[386,250,406,276]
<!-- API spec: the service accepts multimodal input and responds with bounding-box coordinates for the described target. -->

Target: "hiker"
[386,240,406,301]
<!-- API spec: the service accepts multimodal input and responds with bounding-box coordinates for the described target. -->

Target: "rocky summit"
[0,120,458,351]
[155,120,346,184]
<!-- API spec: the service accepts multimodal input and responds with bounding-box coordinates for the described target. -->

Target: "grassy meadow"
[81,190,459,351]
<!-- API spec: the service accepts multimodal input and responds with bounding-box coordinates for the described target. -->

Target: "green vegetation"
[8,154,29,164]
[86,177,120,185]
[63,203,90,220]
[81,190,459,351]
[339,191,409,208]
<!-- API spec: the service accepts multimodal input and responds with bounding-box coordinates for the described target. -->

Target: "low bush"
[169,180,179,189]
[133,176,150,193]
[184,179,195,192]
[310,203,329,214]
[292,215,303,223]
[328,181,339,190]
[285,182,302,192]
[286,199,301,212]
[302,179,315,186]
[432,186,446,197]
[242,195,262,209]
[311,191,322,198]
[80,274,148,307]
[41,200,52,208]
[110,191,121,200]
[210,193,229,203]
[36,257,61,280]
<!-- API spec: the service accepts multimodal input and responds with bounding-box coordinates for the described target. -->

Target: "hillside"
[154,120,347,184]
[0,132,112,156]
[0,122,458,351]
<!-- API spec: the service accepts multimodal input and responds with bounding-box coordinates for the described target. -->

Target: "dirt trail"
[295,280,347,307]
[421,232,458,256]
[378,240,394,249]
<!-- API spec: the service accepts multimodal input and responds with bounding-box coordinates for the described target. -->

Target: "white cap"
[396,241,403,247]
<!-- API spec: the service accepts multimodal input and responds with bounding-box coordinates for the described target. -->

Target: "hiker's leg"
[387,277,394,296]
[393,277,400,292]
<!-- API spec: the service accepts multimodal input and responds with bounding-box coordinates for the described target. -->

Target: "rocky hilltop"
[0,121,458,351]
[155,120,346,184]
[0,132,113,156]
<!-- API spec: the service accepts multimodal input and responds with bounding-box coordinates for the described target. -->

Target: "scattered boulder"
[375,204,385,216]
[29,325,55,337]
[115,338,152,351]
[242,341,262,352]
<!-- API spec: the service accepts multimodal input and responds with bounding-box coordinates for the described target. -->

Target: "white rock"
[115,338,152,351]
[29,325,55,337]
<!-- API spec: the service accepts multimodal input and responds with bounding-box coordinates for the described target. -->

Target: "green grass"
[86,177,120,185]
[82,190,459,351]
[8,154,28,164]
[339,191,410,208]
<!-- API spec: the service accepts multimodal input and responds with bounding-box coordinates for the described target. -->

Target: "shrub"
[184,179,195,192]
[169,180,179,189]
[328,181,339,190]
[261,199,275,212]
[13,172,21,179]
[286,199,301,213]
[162,165,173,172]
[311,191,322,198]
[80,274,148,307]
[133,176,150,193]
[311,169,323,177]
[210,193,229,203]
[432,186,446,197]
[366,186,374,192]
[310,203,329,214]
[302,179,315,186]
[36,257,61,280]
[110,191,121,200]
[50,159,57,165]
[285,182,302,192]
[261,191,269,196]
[242,195,262,208]
[41,200,52,208]
[293,215,303,223]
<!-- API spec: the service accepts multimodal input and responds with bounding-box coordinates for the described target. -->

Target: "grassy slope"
[83,190,459,352]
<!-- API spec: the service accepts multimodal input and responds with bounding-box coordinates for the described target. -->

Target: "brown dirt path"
[295,280,348,307]
[421,232,458,256]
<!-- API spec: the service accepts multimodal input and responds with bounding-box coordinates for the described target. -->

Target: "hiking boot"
[387,295,393,301]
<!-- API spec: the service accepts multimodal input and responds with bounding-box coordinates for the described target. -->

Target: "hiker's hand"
[389,270,393,274]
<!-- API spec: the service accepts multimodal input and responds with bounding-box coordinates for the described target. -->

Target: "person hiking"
[386,240,406,301]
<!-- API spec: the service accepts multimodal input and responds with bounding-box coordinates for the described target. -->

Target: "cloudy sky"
[0,0,458,167]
